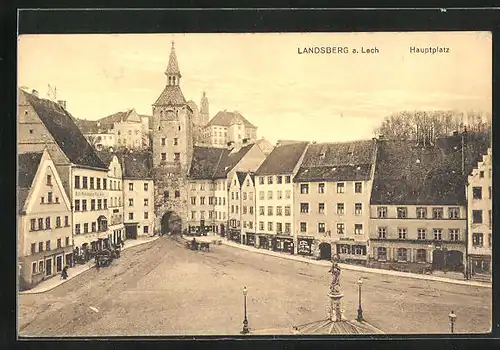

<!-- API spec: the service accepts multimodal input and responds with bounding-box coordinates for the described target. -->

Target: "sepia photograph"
[17,31,492,337]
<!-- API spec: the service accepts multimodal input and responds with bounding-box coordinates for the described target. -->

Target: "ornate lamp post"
[448,310,457,333]
[357,278,364,322]
[241,286,250,334]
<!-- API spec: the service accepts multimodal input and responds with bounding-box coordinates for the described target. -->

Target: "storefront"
[257,234,270,249]
[245,232,256,246]
[297,236,314,256]
[229,229,241,243]
[274,236,294,253]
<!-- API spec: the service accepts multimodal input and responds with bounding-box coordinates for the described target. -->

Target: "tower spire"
[165,41,181,83]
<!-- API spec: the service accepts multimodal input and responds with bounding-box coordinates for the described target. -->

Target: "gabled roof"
[236,171,248,187]
[119,151,154,179]
[294,140,376,182]
[21,90,108,170]
[76,110,142,134]
[370,132,490,205]
[188,144,255,180]
[255,141,309,176]
[18,152,43,213]
[95,150,114,167]
[206,111,256,129]
[153,85,187,106]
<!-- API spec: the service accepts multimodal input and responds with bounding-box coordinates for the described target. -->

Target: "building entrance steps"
[221,240,491,289]
[19,235,160,295]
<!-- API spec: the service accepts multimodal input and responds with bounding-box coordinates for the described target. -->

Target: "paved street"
[18,236,491,336]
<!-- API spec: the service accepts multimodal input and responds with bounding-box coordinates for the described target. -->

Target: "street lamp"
[449,310,457,333]
[241,286,250,334]
[357,278,364,322]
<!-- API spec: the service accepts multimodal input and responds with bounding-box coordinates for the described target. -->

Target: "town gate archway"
[319,242,332,260]
[161,211,182,235]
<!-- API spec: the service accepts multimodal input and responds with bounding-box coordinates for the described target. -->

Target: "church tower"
[200,91,209,125]
[152,42,194,234]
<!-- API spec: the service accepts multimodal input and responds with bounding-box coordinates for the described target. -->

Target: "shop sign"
[298,239,312,254]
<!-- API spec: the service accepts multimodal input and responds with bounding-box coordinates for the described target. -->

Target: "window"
[143,226,149,234]
[231,205,235,213]
[300,203,309,214]
[377,247,387,260]
[317,203,325,214]
[318,223,326,233]
[82,200,87,211]
[259,177,264,185]
[38,242,43,252]
[489,210,492,229]
[354,182,362,193]
[129,183,134,191]
[472,233,484,247]
[97,178,101,190]
[65,237,69,246]
[448,207,460,219]
[174,138,178,145]
[300,222,307,233]
[129,213,134,220]
[103,179,107,190]
[82,176,88,189]
[398,228,407,239]
[285,206,291,216]
[30,219,36,231]
[285,190,291,199]
[488,233,492,247]
[174,153,180,161]
[249,206,254,214]
[480,170,485,178]
[277,190,282,200]
[318,183,325,194]
[355,224,363,235]
[161,153,166,161]
[377,206,387,218]
[47,192,53,203]
[259,206,265,215]
[276,206,282,216]
[417,228,426,240]
[46,174,52,186]
[103,199,107,209]
[191,197,196,205]
[433,229,442,240]
[259,191,264,200]
[415,249,427,262]
[91,222,96,232]
[97,199,102,210]
[354,203,362,215]
[129,198,134,207]
[397,207,408,219]
[74,176,80,189]
[46,240,51,251]
[45,217,51,229]
[397,248,408,261]
[38,218,43,230]
[378,227,386,239]
[336,183,345,193]
[144,212,149,219]
[75,224,80,234]
[259,222,265,231]
[276,222,283,233]
[472,210,483,224]
[40,196,44,204]
[243,192,247,200]
[337,223,345,235]
[161,137,166,146]
[277,176,282,184]
[416,207,427,219]
[31,243,36,255]
[267,176,273,184]
[267,191,273,200]
[91,199,96,211]
[337,203,344,215]
[489,186,492,199]
[267,206,273,216]
[472,187,482,199]
[285,176,291,184]
[268,222,273,231]
[300,184,309,194]
[90,177,94,189]
[449,229,460,241]
[175,190,180,198]
[56,216,61,228]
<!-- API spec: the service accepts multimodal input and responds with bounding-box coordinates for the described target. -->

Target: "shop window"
[397,248,408,261]
[377,247,387,260]
[416,249,427,262]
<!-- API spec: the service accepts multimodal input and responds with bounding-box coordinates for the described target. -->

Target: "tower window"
[161,153,166,161]
[178,126,181,131]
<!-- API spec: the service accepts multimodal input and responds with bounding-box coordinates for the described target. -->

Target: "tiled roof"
[236,171,248,186]
[76,110,139,134]
[18,152,43,212]
[153,85,187,106]
[188,144,255,180]
[119,151,154,179]
[22,90,108,170]
[294,140,376,182]
[166,44,181,76]
[255,142,309,176]
[205,111,256,129]
[94,150,114,167]
[370,133,490,205]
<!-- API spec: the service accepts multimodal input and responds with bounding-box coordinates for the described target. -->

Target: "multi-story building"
[113,109,149,149]
[121,151,155,238]
[294,140,377,262]
[17,149,73,290]
[84,132,116,151]
[152,42,195,235]
[369,133,490,273]
[96,151,125,246]
[18,89,110,262]
[187,142,266,236]
[254,141,309,254]
[467,147,492,280]
[239,173,257,246]
[202,110,258,148]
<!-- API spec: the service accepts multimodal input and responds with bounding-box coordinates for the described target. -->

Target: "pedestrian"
[290,242,295,255]
[61,266,68,280]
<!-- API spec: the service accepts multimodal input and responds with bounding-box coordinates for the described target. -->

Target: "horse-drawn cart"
[95,246,121,267]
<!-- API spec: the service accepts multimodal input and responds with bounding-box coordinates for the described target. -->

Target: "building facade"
[467,147,492,278]
[18,150,73,290]
[102,154,125,245]
[254,141,309,254]
[113,109,148,149]
[202,111,258,148]
[294,140,377,262]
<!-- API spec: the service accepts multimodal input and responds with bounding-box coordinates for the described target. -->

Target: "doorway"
[319,242,332,260]
[45,258,52,276]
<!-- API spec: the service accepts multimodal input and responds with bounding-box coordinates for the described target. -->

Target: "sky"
[18,32,492,144]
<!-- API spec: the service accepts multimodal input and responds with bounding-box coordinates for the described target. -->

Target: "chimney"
[32,89,39,97]
[58,100,67,109]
